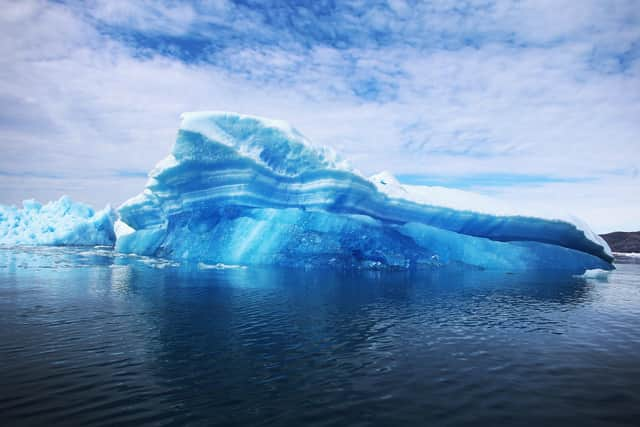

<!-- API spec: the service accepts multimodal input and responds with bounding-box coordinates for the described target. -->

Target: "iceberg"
[0,196,116,246]
[115,111,612,272]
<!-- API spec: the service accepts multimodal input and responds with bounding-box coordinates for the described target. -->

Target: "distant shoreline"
[600,231,640,253]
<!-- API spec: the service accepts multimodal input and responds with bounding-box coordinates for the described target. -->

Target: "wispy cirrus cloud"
[0,0,638,232]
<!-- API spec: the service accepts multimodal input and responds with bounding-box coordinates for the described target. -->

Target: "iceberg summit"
[113,111,613,272]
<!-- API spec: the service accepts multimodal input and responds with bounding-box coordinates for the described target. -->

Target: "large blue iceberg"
[0,196,116,246]
[115,112,613,272]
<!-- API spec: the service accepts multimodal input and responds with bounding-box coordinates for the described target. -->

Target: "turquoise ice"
[115,112,613,272]
[0,196,115,246]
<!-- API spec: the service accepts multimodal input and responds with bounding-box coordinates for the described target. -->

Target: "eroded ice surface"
[114,112,613,272]
[0,196,116,246]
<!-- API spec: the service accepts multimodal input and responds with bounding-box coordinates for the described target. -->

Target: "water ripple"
[0,247,639,426]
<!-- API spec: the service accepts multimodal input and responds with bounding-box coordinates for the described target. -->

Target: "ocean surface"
[0,246,639,427]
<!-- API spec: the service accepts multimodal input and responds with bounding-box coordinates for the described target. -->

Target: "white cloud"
[86,0,199,36]
[0,0,638,232]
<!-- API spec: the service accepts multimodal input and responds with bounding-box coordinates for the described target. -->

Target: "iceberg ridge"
[0,196,116,246]
[115,111,613,272]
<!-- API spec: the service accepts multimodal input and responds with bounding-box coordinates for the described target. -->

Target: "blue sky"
[0,0,639,232]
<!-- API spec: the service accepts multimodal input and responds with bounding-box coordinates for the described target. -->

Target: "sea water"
[0,246,638,426]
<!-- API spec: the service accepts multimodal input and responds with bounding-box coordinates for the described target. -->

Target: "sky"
[0,0,638,233]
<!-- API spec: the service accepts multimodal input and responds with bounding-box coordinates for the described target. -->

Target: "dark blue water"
[1,247,639,426]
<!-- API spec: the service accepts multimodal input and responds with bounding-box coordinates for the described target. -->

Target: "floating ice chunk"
[576,269,611,280]
[613,252,640,259]
[0,196,116,246]
[197,262,247,270]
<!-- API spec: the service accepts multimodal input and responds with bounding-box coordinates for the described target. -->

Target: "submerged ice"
[0,196,116,246]
[115,112,613,272]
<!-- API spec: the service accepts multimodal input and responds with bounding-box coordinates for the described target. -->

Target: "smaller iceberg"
[0,196,116,246]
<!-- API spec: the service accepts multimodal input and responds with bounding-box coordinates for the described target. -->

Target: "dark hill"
[600,231,640,253]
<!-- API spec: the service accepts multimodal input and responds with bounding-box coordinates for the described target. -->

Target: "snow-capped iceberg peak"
[178,111,354,176]
[115,111,613,272]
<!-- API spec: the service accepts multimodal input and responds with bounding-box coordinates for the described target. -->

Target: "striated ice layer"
[116,111,613,272]
[0,196,116,246]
